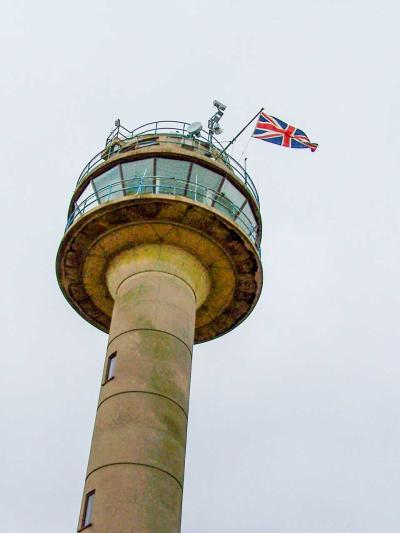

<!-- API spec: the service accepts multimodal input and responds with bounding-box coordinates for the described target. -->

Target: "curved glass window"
[190,164,222,190]
[187,163,224,209]
[75,181,97,214]
[122,159,154,195]
[239,201,257,237]
[93,166,123,203]
[221,178,245,208]
[68,158,259,245]
[156,158,190,180]
[156,158,190,196]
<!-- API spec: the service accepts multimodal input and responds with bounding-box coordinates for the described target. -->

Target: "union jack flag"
[253,111,318,152]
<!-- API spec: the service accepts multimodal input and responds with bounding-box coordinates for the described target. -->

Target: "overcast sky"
[1,1,399,532]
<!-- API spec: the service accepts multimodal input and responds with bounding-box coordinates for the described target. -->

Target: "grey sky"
[1,1,399,531]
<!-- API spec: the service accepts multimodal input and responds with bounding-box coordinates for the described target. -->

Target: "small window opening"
[137,137,158,147]
[105,352,117,382]
[81,490,95,529]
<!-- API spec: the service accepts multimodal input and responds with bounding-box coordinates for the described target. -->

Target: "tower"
[56,108,263,532]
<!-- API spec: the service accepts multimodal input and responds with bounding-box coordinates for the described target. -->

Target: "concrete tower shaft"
[56,121,263,532]
[80,245,209,532]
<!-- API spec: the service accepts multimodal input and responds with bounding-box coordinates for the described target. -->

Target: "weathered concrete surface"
[77,245,209,532]
[56,195,262,342]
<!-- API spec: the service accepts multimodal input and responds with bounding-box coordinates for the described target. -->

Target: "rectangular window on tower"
[104,352,117,383]
[81,490,95,529]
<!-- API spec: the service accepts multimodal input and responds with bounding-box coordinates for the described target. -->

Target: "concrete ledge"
[56,195,262,343]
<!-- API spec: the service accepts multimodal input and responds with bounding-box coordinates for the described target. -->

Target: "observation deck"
[57,120,263,342]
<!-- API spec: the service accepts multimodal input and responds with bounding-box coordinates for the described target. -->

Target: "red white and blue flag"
[253,111,318,152]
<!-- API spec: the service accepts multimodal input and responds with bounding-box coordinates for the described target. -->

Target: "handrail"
[75,122,259,205]
[107,120,226,152]
[66,175,259,248]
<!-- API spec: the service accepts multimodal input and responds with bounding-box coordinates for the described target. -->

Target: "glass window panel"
[157,176,185,196]
[156,159,190,196]
[74,181,97,218]
[188,183,208,205]
[239,201,257,237]
[137,137,158,147]
[139,176,155,194]
[156,158,190,181]
[72,182,98,220]
[122,159,154,195]
[122,176,142,196]
[220,179,245,209]
[93,166,123,203]
[76,181,95,208]
[213,193,237,219]
[82,491,95,528]
[105,352,117,381]
[186,179,209,204]
[185,179,196,202]
[236,214,252,235]
[190,164,223,191]
[122,159,154,179]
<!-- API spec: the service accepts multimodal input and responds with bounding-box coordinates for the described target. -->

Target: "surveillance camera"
[213,100,226,112]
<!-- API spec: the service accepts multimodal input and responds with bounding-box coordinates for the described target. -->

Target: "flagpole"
[216,107,264,160]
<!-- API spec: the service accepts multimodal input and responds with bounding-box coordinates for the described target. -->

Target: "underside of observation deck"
[57,194,262,343]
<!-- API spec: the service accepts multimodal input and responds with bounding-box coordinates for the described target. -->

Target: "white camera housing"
[213,100,227,112]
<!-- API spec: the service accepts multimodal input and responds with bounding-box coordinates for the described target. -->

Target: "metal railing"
[106,120,226,151]
[76,121,259,205]
[67,175,259,248]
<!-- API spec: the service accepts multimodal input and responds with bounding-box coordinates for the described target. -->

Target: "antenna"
[187,121,203,137]
[207,99,227,155]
